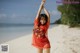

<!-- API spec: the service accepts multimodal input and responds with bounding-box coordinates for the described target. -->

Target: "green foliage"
[57,0,80,27]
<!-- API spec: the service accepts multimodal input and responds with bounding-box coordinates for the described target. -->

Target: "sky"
[0,0,61,24]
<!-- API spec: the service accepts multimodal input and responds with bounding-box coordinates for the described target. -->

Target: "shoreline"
[0,24,80,53]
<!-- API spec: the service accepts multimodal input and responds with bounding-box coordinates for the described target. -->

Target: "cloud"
[11,13,17,18]
[49,10,61,16]
[0,14,7,18]
[10,13,28,18]
[49,10,61,23]
[0,13,33,24]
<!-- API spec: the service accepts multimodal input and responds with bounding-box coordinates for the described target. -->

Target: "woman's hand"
[41,0,46,6]
[42,0,46,2]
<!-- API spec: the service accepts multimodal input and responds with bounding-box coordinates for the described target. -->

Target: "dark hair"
[38,14,48,26]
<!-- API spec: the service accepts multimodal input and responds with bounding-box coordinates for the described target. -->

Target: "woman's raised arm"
[35,1,45,19]
[43,7,50,23]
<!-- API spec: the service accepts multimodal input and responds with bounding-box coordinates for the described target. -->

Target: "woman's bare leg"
[37,48,43,53]
[44,48,50,53]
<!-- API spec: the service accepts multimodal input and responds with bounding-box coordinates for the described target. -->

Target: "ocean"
[0,24,54,44]
[0,25,33,44]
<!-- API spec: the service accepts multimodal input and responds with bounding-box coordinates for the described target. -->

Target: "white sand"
[0,24,80,53]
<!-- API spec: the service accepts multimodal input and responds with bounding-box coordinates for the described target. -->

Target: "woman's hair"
[38,14,48,26]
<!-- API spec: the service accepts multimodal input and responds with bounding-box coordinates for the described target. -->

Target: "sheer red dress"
[32,18,51,49]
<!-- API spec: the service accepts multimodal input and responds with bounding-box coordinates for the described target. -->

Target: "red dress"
[32,18,51,49]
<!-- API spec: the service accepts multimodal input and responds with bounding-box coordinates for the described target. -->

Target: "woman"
[32,0,51,53]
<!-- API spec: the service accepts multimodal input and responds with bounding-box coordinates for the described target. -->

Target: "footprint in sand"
[70,48,77,53]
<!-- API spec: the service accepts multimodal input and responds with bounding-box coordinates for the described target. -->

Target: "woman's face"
[40,17,46,25]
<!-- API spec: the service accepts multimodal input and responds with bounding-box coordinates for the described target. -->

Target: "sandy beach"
[0,24,80,53]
